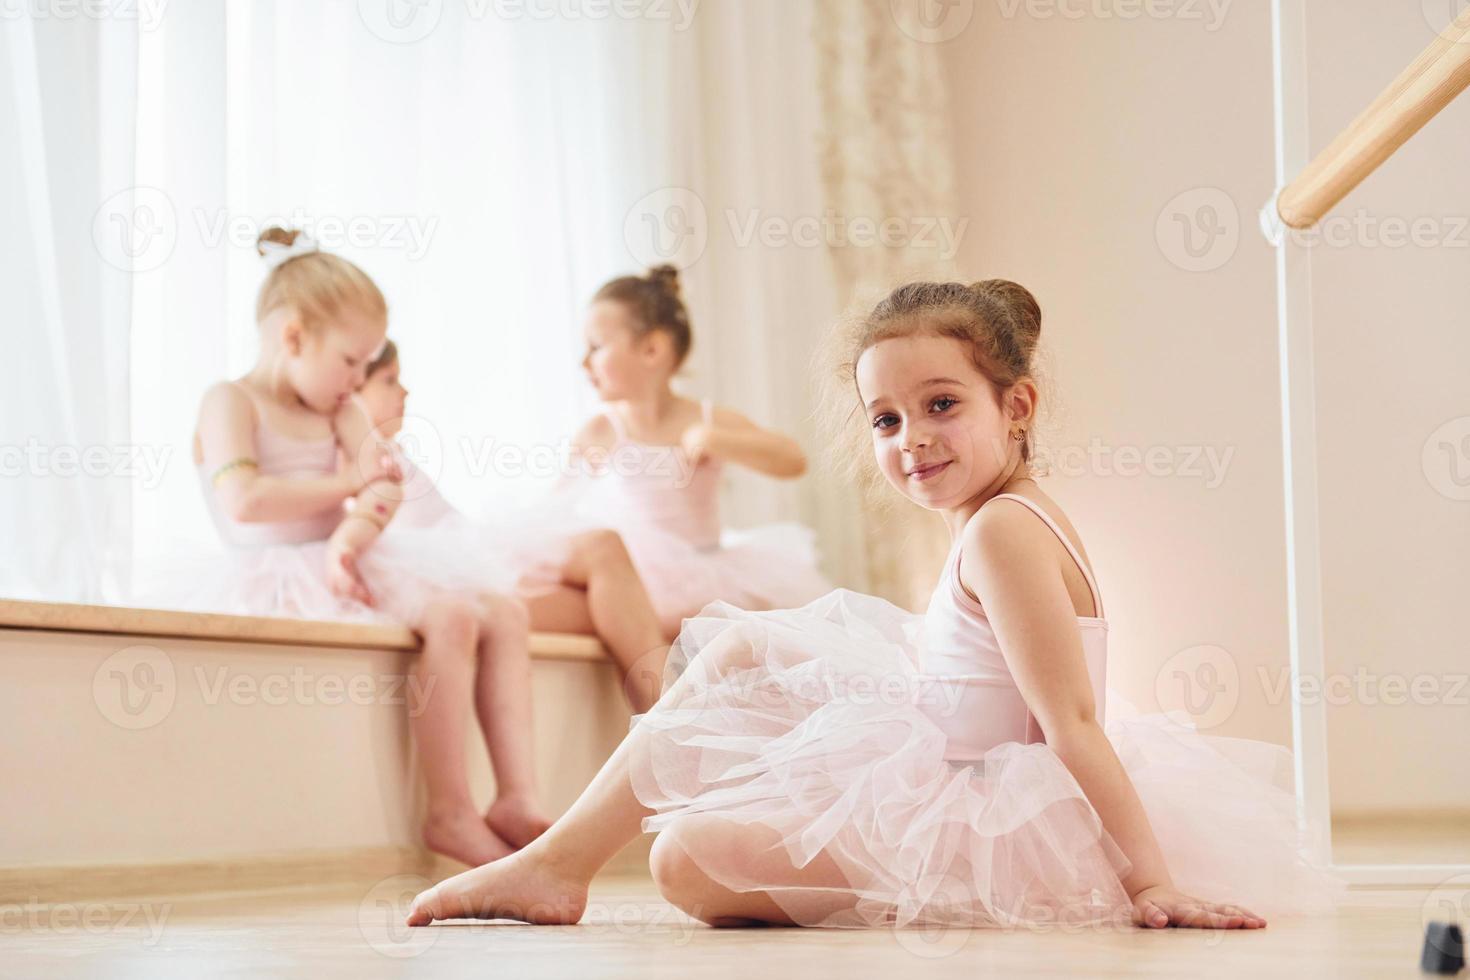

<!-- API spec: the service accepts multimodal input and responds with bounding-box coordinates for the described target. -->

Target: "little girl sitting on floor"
[408,279,1344,932]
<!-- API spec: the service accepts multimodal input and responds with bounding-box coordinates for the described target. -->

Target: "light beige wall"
[938,0,1468,813]
[1303,2,1470,812]
[0,629,628,867]
[938,3,1290,745]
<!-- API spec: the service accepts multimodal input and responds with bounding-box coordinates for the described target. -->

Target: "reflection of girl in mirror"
[171,228,550,866]
[531,264,831,640]
[357,340,674,715]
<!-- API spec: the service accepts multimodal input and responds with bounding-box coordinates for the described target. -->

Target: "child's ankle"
[491,788,540,806]
[425,798,480,821]
[529,837,599,884]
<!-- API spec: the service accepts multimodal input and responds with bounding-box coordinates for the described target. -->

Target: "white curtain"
[127,0,712,582]
[5,0,864,604]
[1,11,138,602]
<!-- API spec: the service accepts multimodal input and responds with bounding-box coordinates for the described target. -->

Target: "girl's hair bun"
[646,264,682,298]
[594,265,693,368]
[968,279,1041,346]
[256,226,302,257]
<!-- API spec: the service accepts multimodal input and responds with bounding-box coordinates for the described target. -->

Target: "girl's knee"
[421,597,481,649]
[479,592,530,634]
[650,819,790,927]
[649,824,714,911]
[573,529,632,569]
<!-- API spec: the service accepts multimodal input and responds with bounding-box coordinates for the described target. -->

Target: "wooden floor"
[6,873,1460,979]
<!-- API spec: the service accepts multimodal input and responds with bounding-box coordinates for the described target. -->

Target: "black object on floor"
[1422,921,1465,975]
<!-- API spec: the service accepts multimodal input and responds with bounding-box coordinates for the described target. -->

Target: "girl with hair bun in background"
[523,264,832,643]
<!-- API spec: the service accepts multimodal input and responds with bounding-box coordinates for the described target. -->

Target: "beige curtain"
[812,0,963,609]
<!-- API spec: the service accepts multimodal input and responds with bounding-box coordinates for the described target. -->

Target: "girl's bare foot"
[422,808,514,867]
[485,795,554,850]
[405,847,590,926]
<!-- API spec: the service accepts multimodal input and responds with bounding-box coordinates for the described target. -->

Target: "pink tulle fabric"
[627,495,1346,929]
[518,404,832,632]
[140,426,526,630]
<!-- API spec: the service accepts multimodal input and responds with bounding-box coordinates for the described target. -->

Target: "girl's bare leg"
[413,597,514,866]
[524,529,669,712]
[648,815,856,926]
[472,593,553,849]
[406,712,652,925]
[404,622,770,926]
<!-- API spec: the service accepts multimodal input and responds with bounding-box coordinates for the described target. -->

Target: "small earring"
[1011,428,1026,442]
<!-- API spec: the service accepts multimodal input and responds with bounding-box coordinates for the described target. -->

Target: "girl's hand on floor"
[327,545,374,607]
[1130,884,1266,930]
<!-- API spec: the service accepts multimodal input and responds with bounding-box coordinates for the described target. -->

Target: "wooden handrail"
[1277,8,1470,230]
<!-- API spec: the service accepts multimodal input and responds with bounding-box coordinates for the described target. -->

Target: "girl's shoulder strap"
[985,492,1104,619]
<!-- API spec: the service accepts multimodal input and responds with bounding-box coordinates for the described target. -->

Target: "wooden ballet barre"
[1275,7,1470,230]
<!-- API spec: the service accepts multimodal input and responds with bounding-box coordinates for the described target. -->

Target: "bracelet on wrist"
[210,457,258,486]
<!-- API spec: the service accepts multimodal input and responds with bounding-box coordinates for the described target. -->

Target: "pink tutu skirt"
[512,491,834,633]
[136,515,527,630]
[630,590,1346,929]
[618,522,834,633]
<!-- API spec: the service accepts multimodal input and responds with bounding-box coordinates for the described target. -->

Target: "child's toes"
[406,887,440,927]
